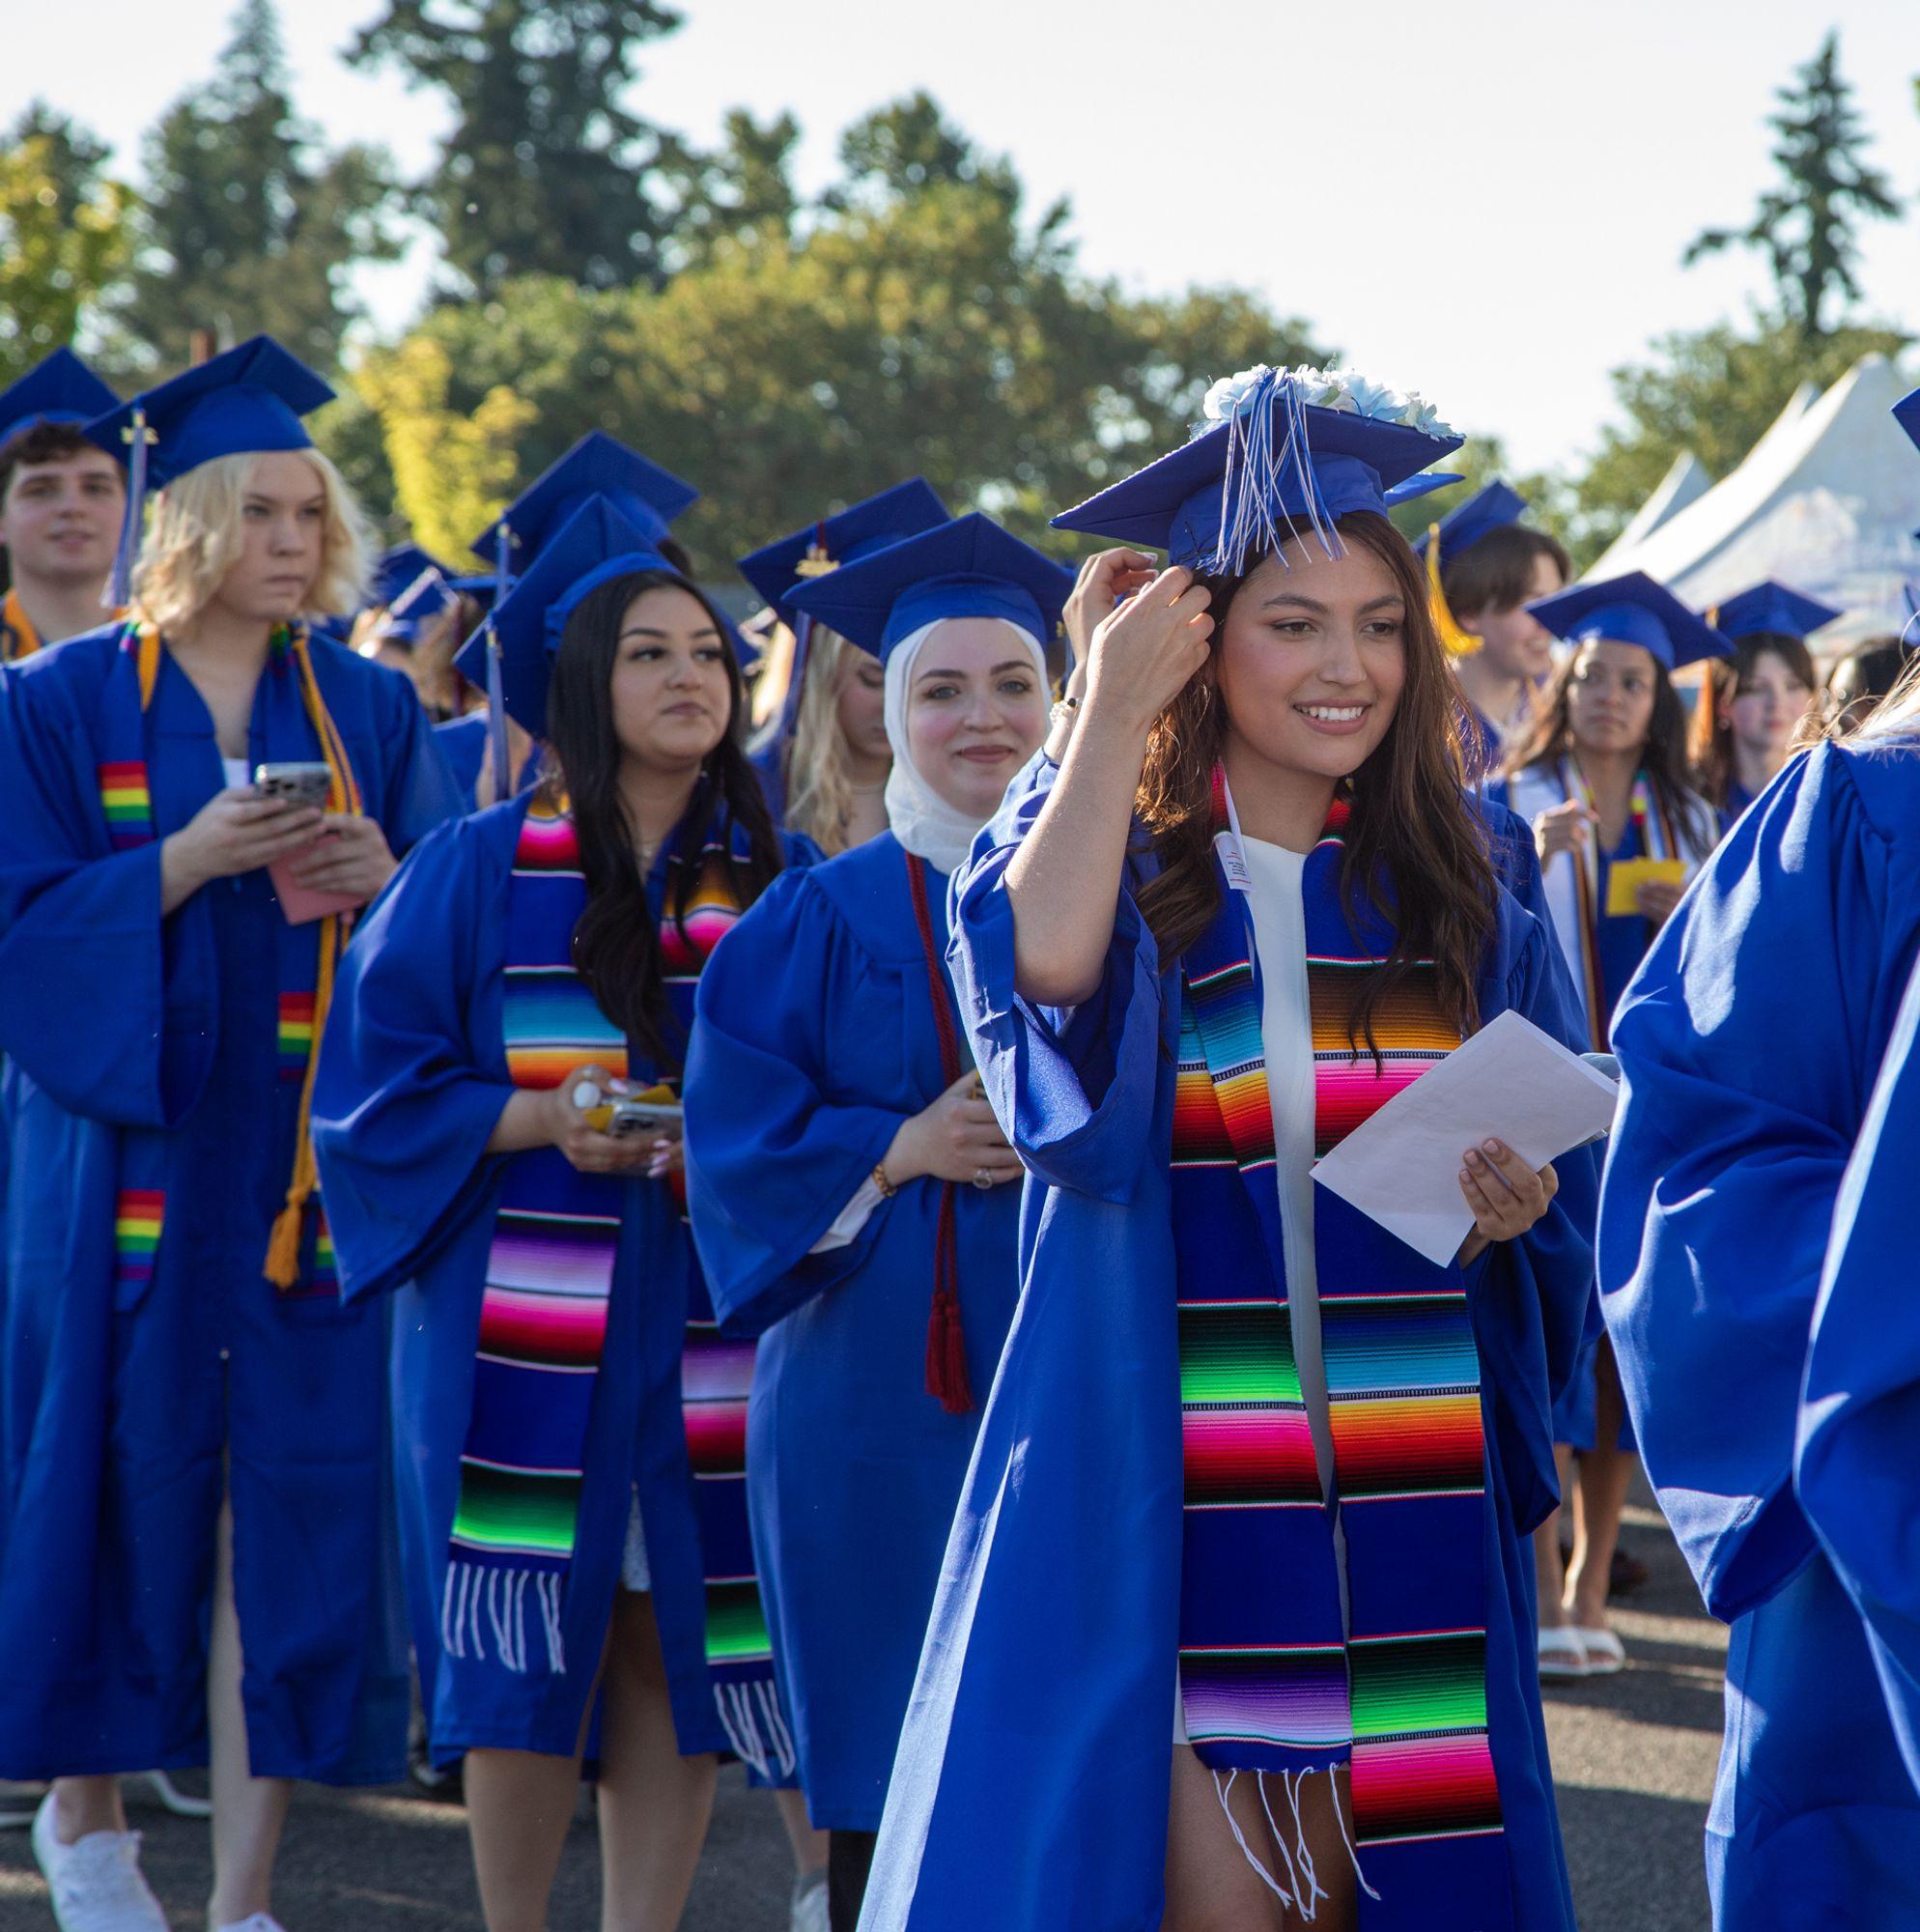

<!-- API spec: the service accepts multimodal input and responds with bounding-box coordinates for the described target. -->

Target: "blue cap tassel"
[486,523,513,800]
[106,406,153,608]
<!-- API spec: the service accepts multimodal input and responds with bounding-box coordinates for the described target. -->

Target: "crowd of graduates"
[0,332,1916,1932]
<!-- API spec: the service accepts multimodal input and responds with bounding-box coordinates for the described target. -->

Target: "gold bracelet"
[871,1160,897,1200]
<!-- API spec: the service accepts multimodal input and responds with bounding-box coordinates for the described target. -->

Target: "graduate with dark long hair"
[687,514,1067,1932]
[0,337,458,1932]
[314,494,816,1932]
[862,367,1597,1932]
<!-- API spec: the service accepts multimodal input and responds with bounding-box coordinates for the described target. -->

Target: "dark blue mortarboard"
[736,478,950,624]
[1411,479,1528,562]
[85,334,332,490]
[369,542,452,611]
[1895,386,1920,453]
[470,431,698,570]
[788,511,1075,665]
[0,348,120,451]
[1052,365,1462,576]
[455,494,703,734]
[1527,572,1730,672]
[1708,581,1842,643]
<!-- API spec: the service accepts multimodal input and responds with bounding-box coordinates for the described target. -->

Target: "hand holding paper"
[1312,1009,1619,1266]
[1604,857,1685,919]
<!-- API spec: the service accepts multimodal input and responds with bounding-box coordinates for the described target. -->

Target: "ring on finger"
[972,1167,994,1190]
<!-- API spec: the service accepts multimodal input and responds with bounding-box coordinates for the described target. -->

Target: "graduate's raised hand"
[882,1070,1025,1191]
[160,786,325,913]
[1455,1140,1560,1265]
[1081,565,1214,741]
[1063,548,1160,671]
[1534,799,1595,867]
[287,812,399,906]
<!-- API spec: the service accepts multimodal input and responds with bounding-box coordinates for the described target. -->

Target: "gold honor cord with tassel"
[264,632,364,1290]
[1426,526,1483,659]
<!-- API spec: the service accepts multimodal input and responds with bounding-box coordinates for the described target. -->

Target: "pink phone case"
[268,833,362,926]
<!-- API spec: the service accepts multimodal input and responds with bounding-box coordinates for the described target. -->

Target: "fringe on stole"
[439,1561,567,1675]
[1210,1768,1381,1918]
[714,1678,798,1782]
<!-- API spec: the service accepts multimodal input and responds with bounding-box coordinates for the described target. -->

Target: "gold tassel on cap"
[1426,526,1482,659]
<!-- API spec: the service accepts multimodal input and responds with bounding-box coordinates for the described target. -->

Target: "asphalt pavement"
[0,1484,1721,1930]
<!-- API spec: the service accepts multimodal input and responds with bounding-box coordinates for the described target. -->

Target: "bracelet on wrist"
[871,1160,898,1200]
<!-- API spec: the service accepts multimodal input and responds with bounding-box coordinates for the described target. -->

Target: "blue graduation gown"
[312,794,816,1767]
[860,757,1598,1932]
[1800,952,1920,1797]
[0,627,458,1781]
[1597,741,1920,1928]
[684,832,1021,1831]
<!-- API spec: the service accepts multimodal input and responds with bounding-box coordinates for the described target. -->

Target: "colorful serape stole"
[443,807,628,1674]
[112,1189,165,1300]
[1172,772,1511,1926]
[94,620,361,1301]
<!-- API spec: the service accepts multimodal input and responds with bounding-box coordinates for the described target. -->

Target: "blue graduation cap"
[470,431,698,571]
[1895,386,1920,453]
[1526,571,1729,671]
[1052,364,1462,576]
[454,494,690,735]
[736,478,950,624]
[1411,479,1528,562]
[368,542,452,612]
[1708,581,1841,643]
[788,511,1075,665]
[85,334,335,603]
[447,571,498,615]
[0,348,120,450]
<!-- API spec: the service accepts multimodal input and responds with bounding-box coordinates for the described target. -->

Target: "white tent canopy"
[1582,355,1920,646]
[1586,450,1711,580]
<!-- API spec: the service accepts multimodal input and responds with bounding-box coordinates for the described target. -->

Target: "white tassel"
[537,1574,567,1673]
[1282,1770,1328,1920]
[716,1683,773,1780]
[1335,1766,1383,1902]
[755,1680,798,1779]
[1211,1771,1295,1909]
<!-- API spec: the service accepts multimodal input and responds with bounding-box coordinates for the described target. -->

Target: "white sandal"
[1537,1625,1589,1681]
[1569,1625,1625,1674]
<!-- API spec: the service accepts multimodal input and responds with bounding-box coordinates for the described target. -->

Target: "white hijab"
[882,617,1049,876]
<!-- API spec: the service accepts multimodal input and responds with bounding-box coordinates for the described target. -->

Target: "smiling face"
[608,582,734,775]
[1213,531,1409,786]
[207,448,328,626]
[1456,548,1565,683]
[903,617,1049,819]
[1565,638,1659,757]
[0,443,124,592]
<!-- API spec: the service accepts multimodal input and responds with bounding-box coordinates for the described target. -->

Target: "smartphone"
[608,1098,684,1139]
[253,761,333,810]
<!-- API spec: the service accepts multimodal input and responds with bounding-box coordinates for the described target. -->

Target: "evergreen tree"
[1684,33,1900,339]
[348,0,686,295]
[113,0,404,376]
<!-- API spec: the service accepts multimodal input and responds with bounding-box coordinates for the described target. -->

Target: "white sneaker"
[213,1918,288,1932]
[789,1873,830,1932]
[30,1793,168,1931]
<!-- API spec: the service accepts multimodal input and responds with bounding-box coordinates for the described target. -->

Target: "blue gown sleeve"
[311,812,513,1303]
[0,657,214,1127]
[685,869,912,1337]
[1598,745,1897,1621]
[1795,955,1920,1781]
[947,756,1168,1204]
[362,662,463,853]
[1471,899,1603,1534]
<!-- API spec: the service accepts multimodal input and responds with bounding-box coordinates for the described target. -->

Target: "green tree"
[348,0,686,295]
[113,0,404,377]
[359,100,1327,568]
[1684,33,1900,339]
[0,123,137,385]
[1567,316,1907,561]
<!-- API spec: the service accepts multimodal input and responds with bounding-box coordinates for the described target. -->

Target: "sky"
[8,0,1918,477]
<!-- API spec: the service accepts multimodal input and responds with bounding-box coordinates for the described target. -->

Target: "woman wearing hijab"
[686,514,1066,1931]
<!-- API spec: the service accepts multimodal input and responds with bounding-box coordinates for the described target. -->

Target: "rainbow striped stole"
[113,1188,165,1298]
[443,809,627,1674]
[1171,785,1510,1922]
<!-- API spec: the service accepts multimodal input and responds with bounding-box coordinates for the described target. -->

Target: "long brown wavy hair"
[1136,510,1497,1049]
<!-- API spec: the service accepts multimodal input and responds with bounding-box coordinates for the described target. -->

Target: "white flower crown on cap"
[1200,363,1454,441]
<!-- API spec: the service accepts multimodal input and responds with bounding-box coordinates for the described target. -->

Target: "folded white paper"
[1311,1009,1620,1267]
